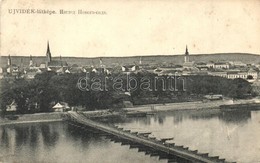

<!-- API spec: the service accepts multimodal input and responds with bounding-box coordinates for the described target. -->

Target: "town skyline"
[1,0,260,57]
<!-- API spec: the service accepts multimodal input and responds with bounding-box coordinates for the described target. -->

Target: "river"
[1,108,260,163]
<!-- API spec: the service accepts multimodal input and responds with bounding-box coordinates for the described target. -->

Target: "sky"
[1,0,260,57]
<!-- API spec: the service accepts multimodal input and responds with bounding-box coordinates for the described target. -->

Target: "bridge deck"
[67,112,230,163]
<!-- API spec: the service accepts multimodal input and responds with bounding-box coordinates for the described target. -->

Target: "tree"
[0,78,14,116]
[247,75,253,80]
[230,78,252,99]
[33,71,58,112]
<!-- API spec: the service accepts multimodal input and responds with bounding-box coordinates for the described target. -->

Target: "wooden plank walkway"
[66,112,232,163]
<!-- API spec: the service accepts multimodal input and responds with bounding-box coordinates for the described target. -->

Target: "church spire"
[185,45,189,56]
[29,55,33,67]
[7,55,13,74]
[46,41,52,62]
[184,45,189,63]
[60,55,63,67]
[7,54,11,66]
[20,58,23,68]
[99,58,103,68]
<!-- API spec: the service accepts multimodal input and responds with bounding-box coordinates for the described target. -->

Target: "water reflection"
[220,109,251,124]
[121,109,252,126]
[29,126,38,149]
[0,122,166,163]
[0,109,258,163]
[41,124,59,147]
[15,126,30,147]
[1,127,9,148]
[154,115,166,125]
[115,109,260,163]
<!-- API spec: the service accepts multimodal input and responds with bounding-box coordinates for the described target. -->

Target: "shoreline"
[0,119,63,126]
[0,112,64,127]
[1,98,260,126]
[124,98,260,113]
[125,99,229,113]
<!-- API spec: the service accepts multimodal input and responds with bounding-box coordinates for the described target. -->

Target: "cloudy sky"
[1,0,260,57]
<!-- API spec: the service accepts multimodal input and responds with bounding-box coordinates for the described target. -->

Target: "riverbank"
[0,112,63,126]
[125,100,222,113]
[1,98,260,126]
[124,98,260,113]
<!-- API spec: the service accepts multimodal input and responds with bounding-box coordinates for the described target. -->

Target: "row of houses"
[1,43,259,82]
[196,62,229,69]
[209,69,258,80]
[1,59,259,82]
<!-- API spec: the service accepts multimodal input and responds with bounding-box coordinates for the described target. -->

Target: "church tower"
[7,54,11,66]
[46,41,52,63]
[184,45,189,63]
[60,55,63,67]
[29,55,33,67]
[7,55,12,74]
[99,58,104,68]
[20,58,24,69]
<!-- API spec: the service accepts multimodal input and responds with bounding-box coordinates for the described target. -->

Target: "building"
[6,100,17,112]
[227,71,248,79]
[184,45,189,63]
[25,70,38,79]
[46,41,52,64]
[53,102,65,112]
[247,69,258,80]
[209,69,258,82]
[29,55,33,67]
[40,41,68,71]
[121,65,139,73]
[205,61,229,69]
[183,46,195,69]
[5,55,21,77]
[6,55,13,74]
[214,62,229,69]
[209,71,228,78]
[52,102,70,112]
[195,62,207,68]
[0,67,3,79]
[229,61,247,67]
[206,62,214,69]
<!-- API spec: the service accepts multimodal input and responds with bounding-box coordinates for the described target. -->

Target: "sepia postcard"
[1,0,260,163]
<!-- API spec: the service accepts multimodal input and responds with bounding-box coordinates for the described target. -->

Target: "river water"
[1,109,260,163]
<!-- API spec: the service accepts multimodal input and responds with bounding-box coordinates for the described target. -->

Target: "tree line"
[0,71,256,115]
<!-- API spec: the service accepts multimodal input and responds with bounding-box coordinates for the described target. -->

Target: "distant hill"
[1,53,260,67]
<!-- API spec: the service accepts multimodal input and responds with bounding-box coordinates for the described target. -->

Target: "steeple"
[46,41,52,62]
[7,54,11,66]
[185,45,189,56]
[60,55,63,67]
[7,55,13,74]
[99,58,104,68]
[20,58,23,68]
[91,59,94,68]
[29,55,33,67]
[184,45,189,63]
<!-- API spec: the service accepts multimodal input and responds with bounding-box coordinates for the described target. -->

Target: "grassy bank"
[1,98,259,126]
[124,98,260,113]
[0,112,64,126]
